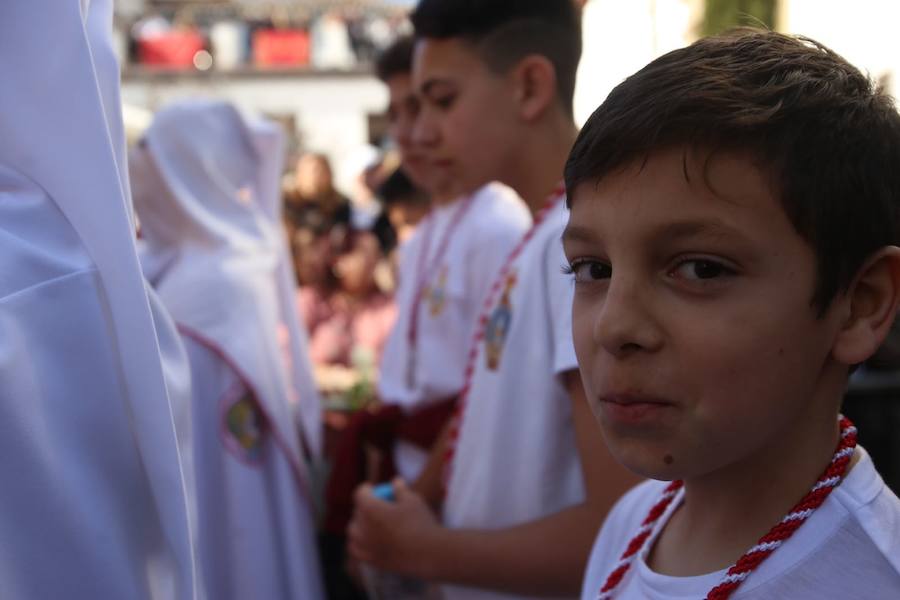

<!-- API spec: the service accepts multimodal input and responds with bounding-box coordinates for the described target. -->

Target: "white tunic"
[182,334,324,599]
[442,199,584,600]
[132,100,324,600]
[0,1,199,597]
[378,183,531,479]
[580,448,900,600]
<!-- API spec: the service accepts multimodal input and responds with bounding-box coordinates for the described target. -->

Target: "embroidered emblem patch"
[223,390,265,462]
[425,266,450,317]
[484,271,518,371]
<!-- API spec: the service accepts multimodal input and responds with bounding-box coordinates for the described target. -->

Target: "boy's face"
[385,72,442,194]
[563,147,846,482]
[412,38,520,196]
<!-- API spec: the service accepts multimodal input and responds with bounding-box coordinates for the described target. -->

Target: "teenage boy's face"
[563,147,845,482]
[385,72,445,194]
[412,38,520,195]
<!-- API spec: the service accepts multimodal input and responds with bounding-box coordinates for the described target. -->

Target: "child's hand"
[348,478,442,578]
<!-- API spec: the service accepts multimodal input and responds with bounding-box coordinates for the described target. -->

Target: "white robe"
[132,100,324,600]
[0,1,199,598]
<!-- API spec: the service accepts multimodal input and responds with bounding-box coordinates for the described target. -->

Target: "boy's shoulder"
[746,448,900,597]
[468,181,531,235]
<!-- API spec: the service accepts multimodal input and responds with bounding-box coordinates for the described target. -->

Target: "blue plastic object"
[372,482,396,502]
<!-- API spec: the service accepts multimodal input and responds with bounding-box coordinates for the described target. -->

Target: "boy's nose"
[411,110,439,147]
[593,279,662,358]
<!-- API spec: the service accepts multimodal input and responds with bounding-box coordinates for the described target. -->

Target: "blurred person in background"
[132,99,324,600]
[323,30,533,599]
[285,151,352,239]
[0,1,199,597]
[300,229,398,402]
[285,151,354,327]
[379,166,431,247]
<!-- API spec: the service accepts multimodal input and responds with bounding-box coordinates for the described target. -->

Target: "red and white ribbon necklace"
[405,194,477,388]
[442,183,566,486]
[596,414,859,600]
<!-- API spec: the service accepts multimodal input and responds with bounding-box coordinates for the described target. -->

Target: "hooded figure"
[131,100,324,600]
[0,1,199,598]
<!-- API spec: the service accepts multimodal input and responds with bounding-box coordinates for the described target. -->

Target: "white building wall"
[779,0,900,100]
[121,72,388,194]
[574,0,702,126]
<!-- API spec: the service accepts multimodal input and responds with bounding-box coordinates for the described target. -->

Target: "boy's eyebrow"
[561,224,598,245]
[652,219,748,244]
[419,78,453,96]
[561,219,751,246]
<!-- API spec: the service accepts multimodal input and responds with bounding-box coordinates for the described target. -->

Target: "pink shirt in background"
[297,287,397,368]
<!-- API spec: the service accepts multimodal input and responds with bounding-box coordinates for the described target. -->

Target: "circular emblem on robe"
[222,390,265,462]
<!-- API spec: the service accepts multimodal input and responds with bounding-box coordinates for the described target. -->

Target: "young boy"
[0,2,199,597]
[563,29,900,599]
[132,100,325,600]
[349,1,638,597]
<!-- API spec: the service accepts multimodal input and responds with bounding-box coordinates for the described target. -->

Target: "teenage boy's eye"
[670,259,734,281]
[429,93,456,110]
[564,260,611,283]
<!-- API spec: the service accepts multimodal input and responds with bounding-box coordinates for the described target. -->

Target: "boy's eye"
[431,94,456,110]
[669,259,734,281]
[564,260,611,283]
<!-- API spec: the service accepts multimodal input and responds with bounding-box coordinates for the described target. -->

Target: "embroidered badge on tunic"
[484,271,518,371]
[223,391,265,462]
[425,265,449,317]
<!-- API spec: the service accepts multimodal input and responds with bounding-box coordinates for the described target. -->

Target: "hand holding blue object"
[372,482,396,502]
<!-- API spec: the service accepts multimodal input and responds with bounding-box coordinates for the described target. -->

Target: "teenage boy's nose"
[593,279,662,358]
[411,108,440,147]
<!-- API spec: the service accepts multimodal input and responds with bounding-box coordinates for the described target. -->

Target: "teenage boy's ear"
[510,55,558,122]
[832,246,900,366]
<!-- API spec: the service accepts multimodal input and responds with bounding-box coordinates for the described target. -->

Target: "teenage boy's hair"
[411,0,582,117]
[376,36,415,83]
[565,29,900,313]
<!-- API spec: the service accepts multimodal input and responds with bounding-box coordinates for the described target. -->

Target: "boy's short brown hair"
[565,29,900,313]
[411,0,583,117]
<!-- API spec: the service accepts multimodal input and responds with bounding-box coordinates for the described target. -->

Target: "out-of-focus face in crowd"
[295,153,335,200]
[334,231,381,297]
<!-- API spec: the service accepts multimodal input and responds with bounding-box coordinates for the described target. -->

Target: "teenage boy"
[563,29,900,599]
[324,29,532,570]
[350,1,639,598]
[375,35,449,203]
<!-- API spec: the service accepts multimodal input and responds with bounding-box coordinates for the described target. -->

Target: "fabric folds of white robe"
[132,99,324,599]
[0,1,199,598]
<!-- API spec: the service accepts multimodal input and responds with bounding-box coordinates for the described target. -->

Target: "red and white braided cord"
[442,184,566,487]
[597,415,858,600]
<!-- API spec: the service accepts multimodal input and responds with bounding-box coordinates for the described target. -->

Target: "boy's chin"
[604,437,686,482]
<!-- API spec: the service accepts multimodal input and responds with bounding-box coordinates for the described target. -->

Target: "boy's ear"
[510,54,558,122]
[832,246,900,366]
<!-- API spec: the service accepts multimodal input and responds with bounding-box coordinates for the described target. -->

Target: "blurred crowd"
[284,149,427,408]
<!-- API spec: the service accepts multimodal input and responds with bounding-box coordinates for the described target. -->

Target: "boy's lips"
[597,393,676,426]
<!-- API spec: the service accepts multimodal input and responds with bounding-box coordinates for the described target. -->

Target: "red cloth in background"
[323,398,457,535]
[138,29,205,68]
[253,29,310,67]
